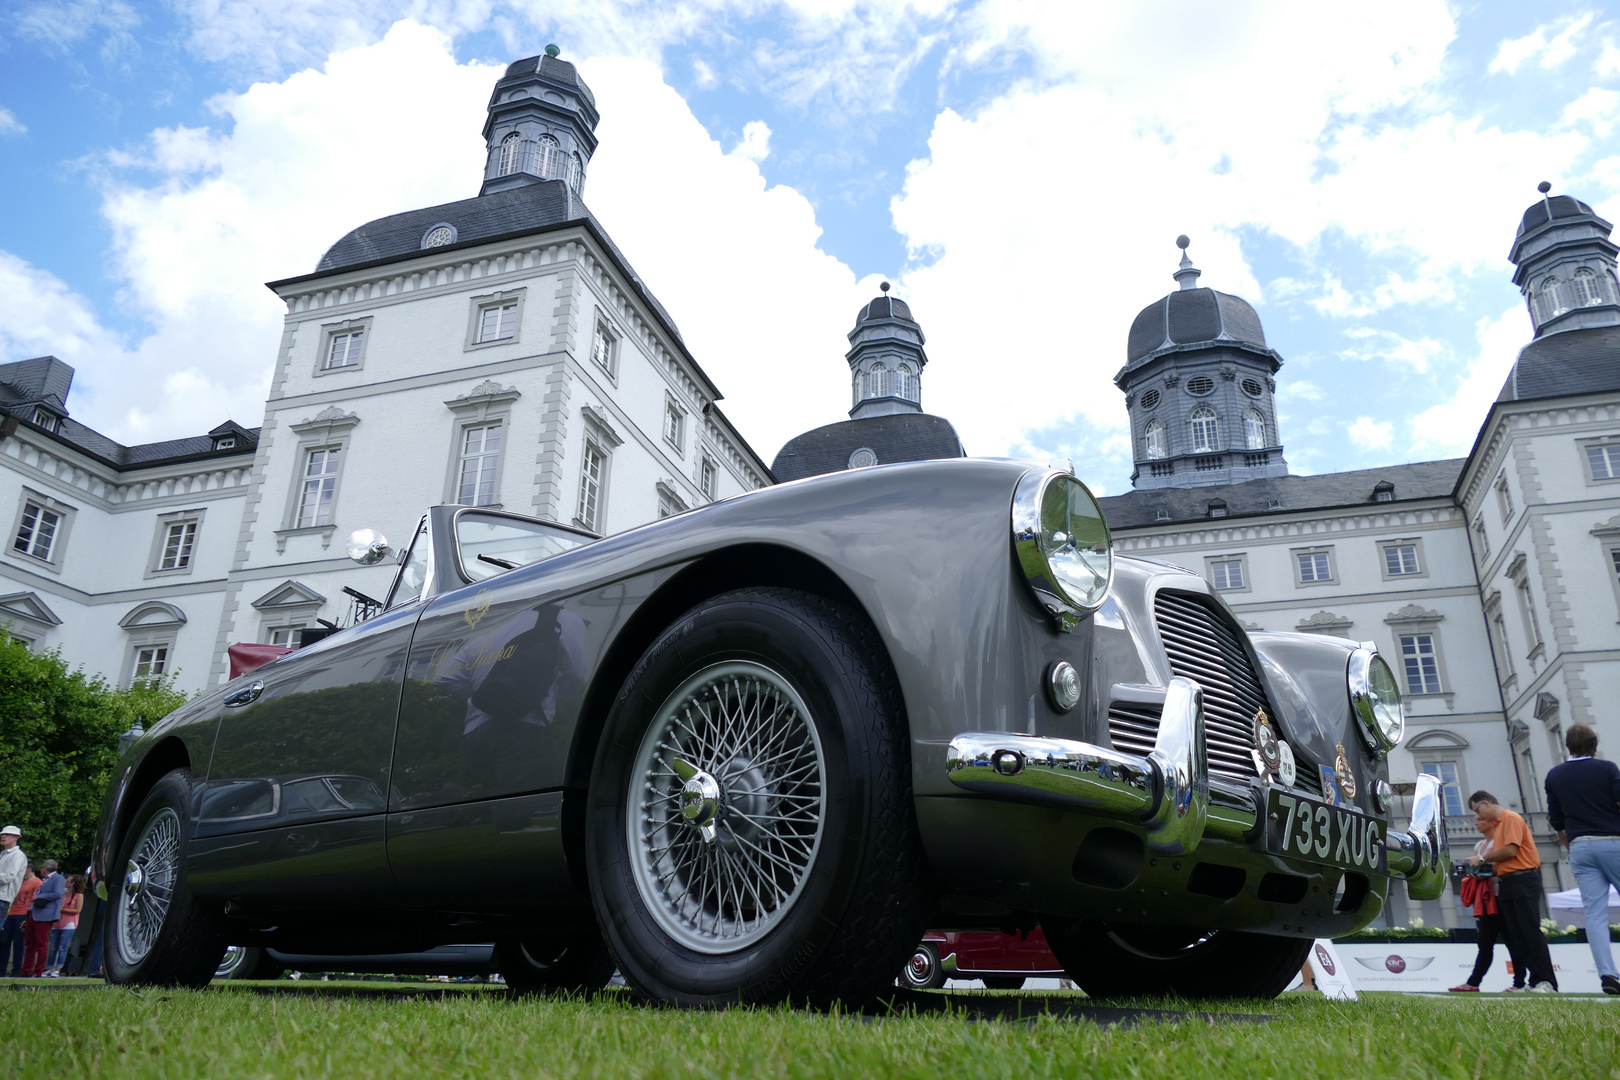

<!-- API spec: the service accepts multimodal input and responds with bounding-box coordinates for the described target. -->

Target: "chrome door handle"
[223,680,264,708]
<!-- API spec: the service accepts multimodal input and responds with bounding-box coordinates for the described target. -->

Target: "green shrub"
[0,634,186,868]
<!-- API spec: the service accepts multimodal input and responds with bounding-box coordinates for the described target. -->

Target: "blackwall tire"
[1043,919,1312,1000]
[496,924,615,994]
[586,587,928,1008]
[213,946,284,981]
[900,943,946,990]
[981,976,1026,990]
[104,769,226,988]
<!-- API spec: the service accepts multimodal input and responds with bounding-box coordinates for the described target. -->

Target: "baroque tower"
[480,46,600,199]
[846,283,928,420]
[1116,237,1288,490]
[1509,181,1620,339]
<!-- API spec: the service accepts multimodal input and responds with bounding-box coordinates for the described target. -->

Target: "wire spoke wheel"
[628,660,826,954]
[117,806,181,966]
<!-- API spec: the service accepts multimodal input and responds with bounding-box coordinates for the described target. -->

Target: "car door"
[185,601,421,909]
[386,509,601,909]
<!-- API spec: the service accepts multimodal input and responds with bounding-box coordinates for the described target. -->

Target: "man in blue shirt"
[1544,723,1620,995]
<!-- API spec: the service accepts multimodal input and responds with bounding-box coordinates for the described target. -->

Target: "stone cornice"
[1459,396,1620,509]
[1113,502,1461,553]
[0,433,253,513]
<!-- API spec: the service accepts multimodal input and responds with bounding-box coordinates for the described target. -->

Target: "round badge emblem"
[1252,708,1282,774]
[1385,954,1406,974]
[1334,742,1357,800]
[1277,741,1297,787]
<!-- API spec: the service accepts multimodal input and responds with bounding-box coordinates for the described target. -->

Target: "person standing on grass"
[1469,791,1558,993]
[1450,813,1524,992]
[23,859,62,977]
[0,826,25,975]
[44,874,83,977]
[1543,723,1620,996]
[3,862,38,977]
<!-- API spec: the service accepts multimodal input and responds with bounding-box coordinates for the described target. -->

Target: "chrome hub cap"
[629,661,826,954]
[116,807,180,966]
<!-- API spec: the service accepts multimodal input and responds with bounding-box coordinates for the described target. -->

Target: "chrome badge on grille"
[1252,708,1282,775]
[1333,742,1357,800]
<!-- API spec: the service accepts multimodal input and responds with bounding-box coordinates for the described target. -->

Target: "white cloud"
[1561,87,1620,138]
[1599,39,1620,78]
[728,120,772,163]
[1347,416,1393,450]
[0,108,24,136]
[10,0,140,55]
[1406,306,1527,456]
[692,58,718,89]
[1489,13,1596,75]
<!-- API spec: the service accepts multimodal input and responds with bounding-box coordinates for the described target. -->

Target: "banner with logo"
[1331,941,1602,992]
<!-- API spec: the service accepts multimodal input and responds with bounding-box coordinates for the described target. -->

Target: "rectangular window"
[1418,761,1465,820]
[477,302,518,344]
[664,401,684,450]
[1496,473,1513,523]
[132,645,169,682]
[1587,442,1620,480]
[296,447,342,528]
[13,501,61,562]
[1611,547,1620,588]
[268,626,302,648]
[159,521,197,571]
[577,440,605,531]
[1473,514,1489,559]
[1490,609,1514,680]
[699,456,717,501]
[325,330,365,369]
[1515,577,1543,652]
[1400,633,1442,694]
[1296,550,1331,583]
[455,423,502,507]
[591,321,616,376]
[1383,543,1420,576]
[1209,560,1244,590]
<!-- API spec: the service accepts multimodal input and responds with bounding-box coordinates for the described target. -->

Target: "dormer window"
[1207,500,1228,519]
[213,436,236,451]
[29,408,56,433]
[1373,481,1395,503]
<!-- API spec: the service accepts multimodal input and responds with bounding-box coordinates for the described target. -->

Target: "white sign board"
[1331,941,1603,993]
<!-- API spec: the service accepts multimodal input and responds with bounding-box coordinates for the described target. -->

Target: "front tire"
[586,588,928,1007]
[105,769,226,987]
[1043,919,1312,999]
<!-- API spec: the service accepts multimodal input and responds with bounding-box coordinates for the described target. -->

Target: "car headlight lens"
[1012,469,1112,630]
[1349,649,1403,755]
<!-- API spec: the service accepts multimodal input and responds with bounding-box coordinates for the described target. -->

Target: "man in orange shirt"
[1469,790,1558,992]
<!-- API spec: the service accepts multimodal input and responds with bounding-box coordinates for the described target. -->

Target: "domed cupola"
[480,45,600,198]
[1509,182,1620,338]
[1116,236,1289,490]
[846,283,928,420]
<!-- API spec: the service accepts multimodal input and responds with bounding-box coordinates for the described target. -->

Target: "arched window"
[1571,268,1604,307]
[1608,271,1620,305]
[533,134,561,178]
[867,363,890,398]
[852,371,862,407]
[1189,406,1218,453]
[498,133,522,176]
[895,364,917,401]
[570,152,584,193]
[1534,277,1565,323]
[1243,410,1266,450]
[1144,420,1166,459]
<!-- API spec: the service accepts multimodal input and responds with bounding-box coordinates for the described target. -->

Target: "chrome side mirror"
[345,529,391,566]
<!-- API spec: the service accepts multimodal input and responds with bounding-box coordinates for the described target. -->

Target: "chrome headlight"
[1349,648,1403,756]
[1012,469,1112,631]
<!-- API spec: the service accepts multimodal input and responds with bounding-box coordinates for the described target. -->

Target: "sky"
[1,1,1618,495]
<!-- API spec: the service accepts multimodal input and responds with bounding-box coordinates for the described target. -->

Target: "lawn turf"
[0,983,1616,1079]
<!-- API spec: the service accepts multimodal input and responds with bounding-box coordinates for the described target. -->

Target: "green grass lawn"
[1,981,1616,1080]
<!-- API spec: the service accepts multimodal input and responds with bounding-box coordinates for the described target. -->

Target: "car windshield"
[386,518,431,610]
[456,512,593,582]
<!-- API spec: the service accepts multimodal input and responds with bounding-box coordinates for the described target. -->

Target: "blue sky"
[2,1,1618,494]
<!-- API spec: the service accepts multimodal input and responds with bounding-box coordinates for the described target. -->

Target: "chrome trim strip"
[946,676,1210,854]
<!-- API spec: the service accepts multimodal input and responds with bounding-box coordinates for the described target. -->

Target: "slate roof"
[1498,324,1620,403]
[308,180,684,342]
[771,413,964,483]
[854,295,918,326]
[1122,286,1270,368]
[495,54,596,112]
[1097,459,1465,530]
[0,356,259,471]
[1516,194,1598,239]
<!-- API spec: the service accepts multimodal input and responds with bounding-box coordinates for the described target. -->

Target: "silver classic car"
[93,459,1448,1003]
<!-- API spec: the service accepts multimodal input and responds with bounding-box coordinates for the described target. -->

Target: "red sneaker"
[1447,984,1480,992]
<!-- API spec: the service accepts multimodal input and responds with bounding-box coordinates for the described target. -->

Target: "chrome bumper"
[945,680,1451,891]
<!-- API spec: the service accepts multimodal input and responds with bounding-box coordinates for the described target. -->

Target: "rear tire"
[104,769,226,988]
[213,946,284,981]
[900,943,946,990]
[981,976,1026,990]
[586,587,928,1007]
[1043,919,1312,999]
[496,924,615,994]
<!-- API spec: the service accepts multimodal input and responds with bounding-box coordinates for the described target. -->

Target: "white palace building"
[2,52,1617,925]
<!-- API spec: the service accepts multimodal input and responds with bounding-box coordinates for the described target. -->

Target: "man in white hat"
[0,826,27,976]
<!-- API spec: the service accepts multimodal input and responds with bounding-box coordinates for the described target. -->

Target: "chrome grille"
[1107,702,1161,759]
[1151,591,1275,783]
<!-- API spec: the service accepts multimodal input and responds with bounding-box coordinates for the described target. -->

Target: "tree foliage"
[0,635,186,869]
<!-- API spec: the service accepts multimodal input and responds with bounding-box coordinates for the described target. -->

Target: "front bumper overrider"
[943,676,1449,899]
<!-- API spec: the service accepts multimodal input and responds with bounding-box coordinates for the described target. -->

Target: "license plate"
[1266,790,1386,874]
